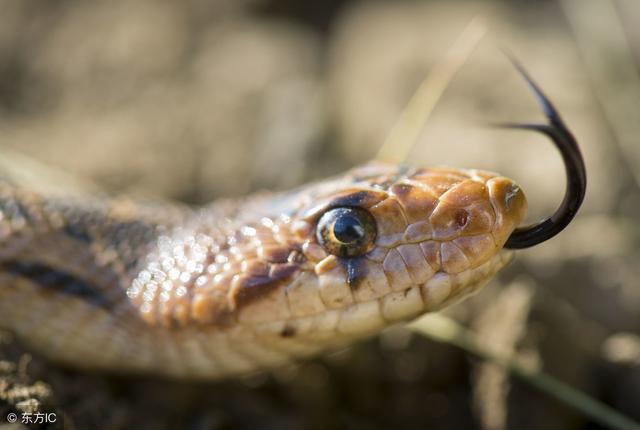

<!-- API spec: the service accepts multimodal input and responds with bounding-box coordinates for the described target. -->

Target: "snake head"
[287,162,527,333]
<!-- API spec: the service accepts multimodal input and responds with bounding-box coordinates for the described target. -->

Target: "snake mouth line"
[237,251,513,342]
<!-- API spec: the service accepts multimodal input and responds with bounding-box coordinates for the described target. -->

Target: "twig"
[409,314,640,430]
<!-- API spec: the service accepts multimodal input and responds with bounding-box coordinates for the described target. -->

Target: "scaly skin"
[0,162,526,379]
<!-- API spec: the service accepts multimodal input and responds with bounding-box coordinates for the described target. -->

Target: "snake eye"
[316,207,377,257]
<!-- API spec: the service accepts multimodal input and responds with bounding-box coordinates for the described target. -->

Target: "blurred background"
[0,0,639,429]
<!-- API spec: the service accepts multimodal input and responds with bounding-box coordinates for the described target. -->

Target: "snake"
[0,61,586,379]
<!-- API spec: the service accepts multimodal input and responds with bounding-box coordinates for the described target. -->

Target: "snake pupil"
[333,215,365,243]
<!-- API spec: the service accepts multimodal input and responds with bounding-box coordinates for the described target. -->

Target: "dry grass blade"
[376,16,486,164]
[409,314,640,430]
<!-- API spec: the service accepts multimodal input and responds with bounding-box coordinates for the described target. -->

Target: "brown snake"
[0,63,585,379]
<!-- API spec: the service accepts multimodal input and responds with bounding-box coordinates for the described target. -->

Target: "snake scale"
[0,63,585,379]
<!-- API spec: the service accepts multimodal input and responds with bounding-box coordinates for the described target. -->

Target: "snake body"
[0,162,527,379]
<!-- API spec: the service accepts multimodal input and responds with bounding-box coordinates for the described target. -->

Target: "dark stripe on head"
[231,263,299,309]
[340,257,368,289]
[302,189,388,222]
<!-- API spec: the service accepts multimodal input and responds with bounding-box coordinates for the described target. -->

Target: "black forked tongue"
[498,57,586,249]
